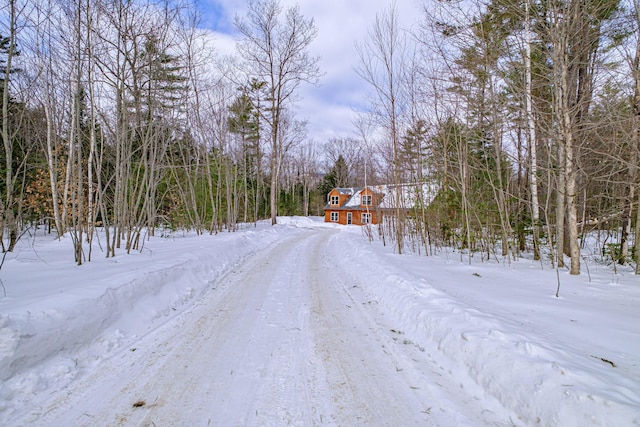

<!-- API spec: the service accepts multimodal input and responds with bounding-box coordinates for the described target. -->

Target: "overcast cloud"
[201,0,424,145]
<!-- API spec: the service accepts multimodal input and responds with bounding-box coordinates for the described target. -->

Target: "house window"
[330,212,339,222]
[330,195,339,205]
[362,213,372,224]
[362,195,372,206]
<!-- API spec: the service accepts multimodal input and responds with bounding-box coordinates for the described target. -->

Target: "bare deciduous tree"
[356,2,407,254]
[235,0,320,225]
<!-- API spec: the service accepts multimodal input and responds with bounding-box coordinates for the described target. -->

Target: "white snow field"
[0,216,638,426]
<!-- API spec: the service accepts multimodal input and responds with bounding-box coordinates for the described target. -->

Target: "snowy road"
[20,229,512,426]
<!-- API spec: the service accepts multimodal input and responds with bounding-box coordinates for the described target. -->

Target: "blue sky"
[198,0,424,146]
[199,0,243,35]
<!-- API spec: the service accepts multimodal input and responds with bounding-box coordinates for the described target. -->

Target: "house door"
[347,212,352,224]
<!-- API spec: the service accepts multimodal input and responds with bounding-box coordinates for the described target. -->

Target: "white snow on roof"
[343,191,363,207]
[329,183,439,210]
[341,183,439,210]
[377,183,439,210]
[335,187,358,195]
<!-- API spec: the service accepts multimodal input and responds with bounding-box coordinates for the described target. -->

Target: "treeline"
[348,0,640,275]
[0,0,324,264]
[2,0,640,275]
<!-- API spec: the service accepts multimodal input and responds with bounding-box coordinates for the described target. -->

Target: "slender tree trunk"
[631,0,640,272]
[72,0,84,265]
[565,126,580,274]
[525,0,541,260]
[270,101,279,226]
[2,0,18,251]
[43,97,64,236]
[86,0,97,261]
[458,132,472,264]
[487,76,511,258]
[205,149,218,234]
[556,142,566,268]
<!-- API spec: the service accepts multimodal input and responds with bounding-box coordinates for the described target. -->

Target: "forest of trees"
[1,0,639,275]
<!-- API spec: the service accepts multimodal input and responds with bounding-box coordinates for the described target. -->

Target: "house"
[323,187,382,225]
[323,183,438,225]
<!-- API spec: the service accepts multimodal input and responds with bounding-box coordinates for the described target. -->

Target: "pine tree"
[228,88,261,222]
[318,155,349,197]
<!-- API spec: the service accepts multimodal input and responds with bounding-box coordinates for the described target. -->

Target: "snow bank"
[0,223,300,418]
[327,227,640,426]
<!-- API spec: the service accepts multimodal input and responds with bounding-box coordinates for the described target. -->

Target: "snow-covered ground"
[0,217,638,426]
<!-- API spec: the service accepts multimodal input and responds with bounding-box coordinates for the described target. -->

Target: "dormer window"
[362,195,372,206]
[330,195,339,205]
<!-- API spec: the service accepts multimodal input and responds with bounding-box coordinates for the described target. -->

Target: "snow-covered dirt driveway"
[16,229,513,426]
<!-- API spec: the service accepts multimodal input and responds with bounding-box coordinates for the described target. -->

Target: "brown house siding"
[324,187,383,225]
[324,209,379,225]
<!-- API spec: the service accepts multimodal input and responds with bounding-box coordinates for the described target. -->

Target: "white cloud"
[201,0,423,143]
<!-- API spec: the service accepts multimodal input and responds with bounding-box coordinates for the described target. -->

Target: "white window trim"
[362,195,372,206]
[330,195,339,205]
[330,212,339,222]
[362,212,372,224]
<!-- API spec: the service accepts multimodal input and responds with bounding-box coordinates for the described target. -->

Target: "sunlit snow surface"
[1,217,638,426]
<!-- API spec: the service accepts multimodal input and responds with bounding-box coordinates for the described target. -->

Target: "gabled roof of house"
[334,187,359,195]
[343,187,382,208]
[325,187,365,210]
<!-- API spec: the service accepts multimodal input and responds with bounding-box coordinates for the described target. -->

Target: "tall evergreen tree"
[228,87,261,222]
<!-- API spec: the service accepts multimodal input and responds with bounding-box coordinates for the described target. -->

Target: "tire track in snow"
[308,232,437,426]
